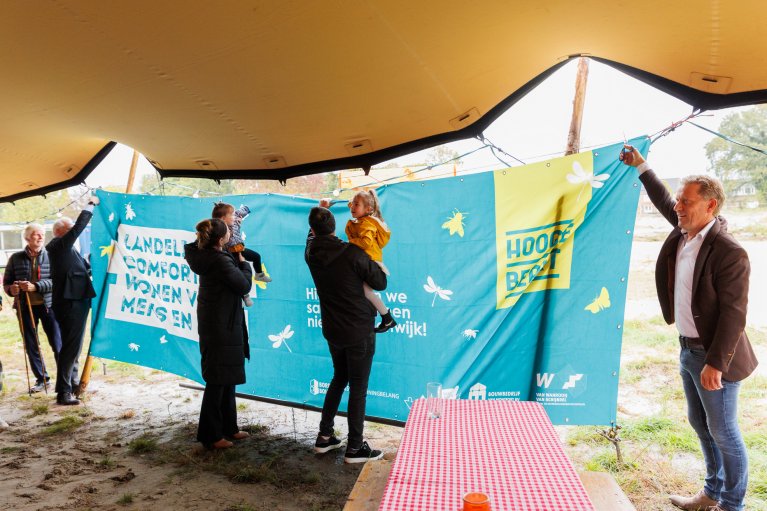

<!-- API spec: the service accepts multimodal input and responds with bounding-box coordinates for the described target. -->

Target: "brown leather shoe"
[669,489,718,510]
[211,438,233,449]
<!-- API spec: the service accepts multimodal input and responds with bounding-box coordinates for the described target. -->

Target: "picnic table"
[377,399,595,511]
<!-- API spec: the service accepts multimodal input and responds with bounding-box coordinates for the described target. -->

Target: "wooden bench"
[579,471,636,511]
[344,459,392,511]
[344,461,635,511]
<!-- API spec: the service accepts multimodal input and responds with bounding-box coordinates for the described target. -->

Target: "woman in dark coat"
[184,218,253,449]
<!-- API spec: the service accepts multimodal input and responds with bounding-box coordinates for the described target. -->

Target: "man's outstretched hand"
[619,145,645,167]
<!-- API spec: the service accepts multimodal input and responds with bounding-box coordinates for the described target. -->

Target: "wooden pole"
[77,150,140,398]
[125,149,140,194]
[565,57,589,156]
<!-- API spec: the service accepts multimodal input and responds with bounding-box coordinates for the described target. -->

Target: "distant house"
[0,222,90,268]
[729,181,760,209]
[638,176,759,214]
[638,177,680,216]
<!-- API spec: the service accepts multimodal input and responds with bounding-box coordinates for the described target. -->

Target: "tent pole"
[565,57,589,156]
[77,149,140,398]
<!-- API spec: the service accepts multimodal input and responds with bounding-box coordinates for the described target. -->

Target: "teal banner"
[89,139,648,425]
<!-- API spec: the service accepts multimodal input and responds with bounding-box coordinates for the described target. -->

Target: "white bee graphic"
[125,203,137,220]
[268,325,295,353]
[423,276,453,307]
[128,343,140,352]
[462,329,479,340]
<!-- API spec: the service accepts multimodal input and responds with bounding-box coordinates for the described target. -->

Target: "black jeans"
[197,383,238,445]
[53,299,89,394]
[241,248,263,273]
[319,332,376,450]
[19,303,62,383]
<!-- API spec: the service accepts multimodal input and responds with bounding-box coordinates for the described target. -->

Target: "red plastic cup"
[462,492,491,511]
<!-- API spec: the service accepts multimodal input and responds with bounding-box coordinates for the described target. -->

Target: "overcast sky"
[84,59,746,191]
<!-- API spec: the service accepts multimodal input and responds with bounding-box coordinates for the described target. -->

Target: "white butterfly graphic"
[108,212,115,222]
[423,276,453,307]
[268,325,294,353]
[128,343,140,352]
[125,203,136,220]
[160,335,168,344]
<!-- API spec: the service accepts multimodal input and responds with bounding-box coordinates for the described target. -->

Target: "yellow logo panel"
[494,153,593,309]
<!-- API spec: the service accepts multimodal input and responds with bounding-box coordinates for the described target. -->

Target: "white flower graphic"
[268,325,294,353]
[128,343,140,352]
[462,329,478,340]
[125,203,136,220]
[566,161,609,202]
[423,276,453,307]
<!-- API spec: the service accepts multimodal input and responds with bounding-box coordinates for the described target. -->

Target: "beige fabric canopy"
[2,1,767,202]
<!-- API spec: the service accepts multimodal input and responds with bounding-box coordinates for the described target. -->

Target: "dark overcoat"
[184,242,252,385]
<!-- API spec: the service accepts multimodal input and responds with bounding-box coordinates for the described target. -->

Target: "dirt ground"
[0,369,403,511]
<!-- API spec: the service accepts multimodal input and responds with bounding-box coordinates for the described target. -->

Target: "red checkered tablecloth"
[378,399,594,511]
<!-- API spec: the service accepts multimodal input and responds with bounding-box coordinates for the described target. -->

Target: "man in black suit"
[46,196,99,405]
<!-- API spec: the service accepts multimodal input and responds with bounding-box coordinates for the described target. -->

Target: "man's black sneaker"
[314,434,345,454]
[344,440,384,464]
[374,313,397,333]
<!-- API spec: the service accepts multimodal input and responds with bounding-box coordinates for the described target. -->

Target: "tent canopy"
[3,1,767,202]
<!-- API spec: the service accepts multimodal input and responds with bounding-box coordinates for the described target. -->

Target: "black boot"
[56,392,79,406]
[375,311,397,333]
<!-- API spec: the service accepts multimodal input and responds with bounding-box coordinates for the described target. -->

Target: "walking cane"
[14,294,33,396]
[24,291,49,394]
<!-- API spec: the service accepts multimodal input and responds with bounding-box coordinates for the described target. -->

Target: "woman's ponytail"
[196,218,228,249]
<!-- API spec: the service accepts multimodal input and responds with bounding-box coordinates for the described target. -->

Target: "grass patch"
[31,402,49,416]
[583,450,638,472]
[231,462,277,484]
[42,415,84,435]
[116,493,135,505]
[99,454,117,468]
[128,434,158,454]
[622,317,677,348]
[1,446,23,454]
[621,417,699,454]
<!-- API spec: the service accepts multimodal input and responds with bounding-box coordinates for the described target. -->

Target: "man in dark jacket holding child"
[305,204,387,463]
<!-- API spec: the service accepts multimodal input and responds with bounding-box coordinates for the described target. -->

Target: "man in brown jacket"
[622,146,757,511]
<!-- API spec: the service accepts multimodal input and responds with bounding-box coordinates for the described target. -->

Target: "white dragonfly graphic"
[268,325,294,353]
[423,276,453,307]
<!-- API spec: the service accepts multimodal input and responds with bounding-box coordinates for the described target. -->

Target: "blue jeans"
[680,347,748,511]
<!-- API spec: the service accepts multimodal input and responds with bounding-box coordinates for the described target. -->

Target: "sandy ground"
[0,371,403,511]
[1,209,765,511]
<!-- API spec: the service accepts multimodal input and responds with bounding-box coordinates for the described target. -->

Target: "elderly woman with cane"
[184,218,253,449]
[3,223,62,394]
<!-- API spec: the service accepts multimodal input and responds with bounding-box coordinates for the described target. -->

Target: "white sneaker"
[254,272,272,283]
[243,296,254,307]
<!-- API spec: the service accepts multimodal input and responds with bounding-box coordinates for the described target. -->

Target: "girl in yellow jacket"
[346,190,396,333]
